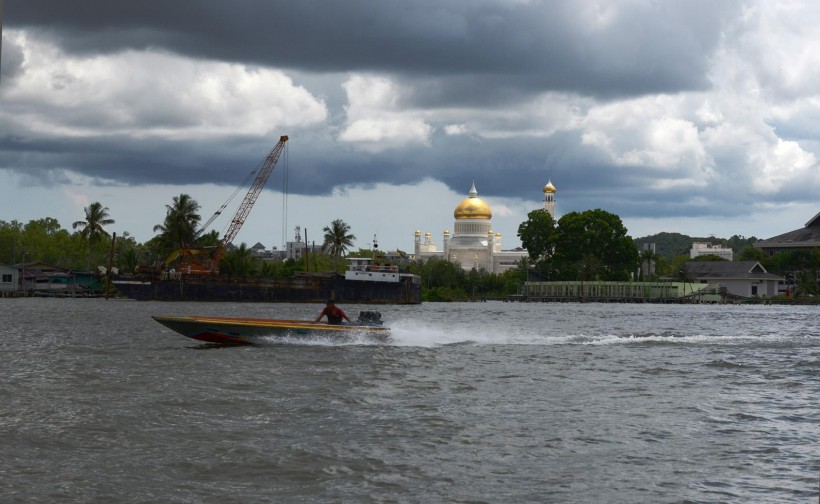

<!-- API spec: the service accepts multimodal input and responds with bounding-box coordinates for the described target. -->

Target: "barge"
[112,258,421,304]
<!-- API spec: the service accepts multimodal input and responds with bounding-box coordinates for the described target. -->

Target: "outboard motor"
[356,311,383,326]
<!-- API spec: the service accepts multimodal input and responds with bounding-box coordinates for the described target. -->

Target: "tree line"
[0,194,359,278]
[4,195,817,299]
[517,208,639,282]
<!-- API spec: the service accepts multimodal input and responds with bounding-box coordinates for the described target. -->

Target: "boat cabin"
[345,258,401,283]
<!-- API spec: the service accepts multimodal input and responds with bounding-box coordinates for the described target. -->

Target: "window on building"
[1,274,11,283]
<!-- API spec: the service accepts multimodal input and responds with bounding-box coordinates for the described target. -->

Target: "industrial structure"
[170,135,289,274]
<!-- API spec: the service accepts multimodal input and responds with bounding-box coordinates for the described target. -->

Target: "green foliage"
[552,209,639,281]
[24,219,85,267]
[425,286,469,302]
[738,247,766,262]
[666,255,693,279]
[0,220,23,264]
[119,247,141,274]
[153,193,202,252]
[794,269,819,297]
[763,248,820,297]
[302,250,336,274]
[517,209,556,262]
[639,248,658,281]
[257,258,301,278]
[72,202,114,244]
[349,248,375,258]
[197,229,221,247]
[220,243,260,277]
[693,254,728,262]
[634,232,760,262]
[322,219,356,272]
[403,257,522,300]
[0,217,114,270]
[72,202,116,270]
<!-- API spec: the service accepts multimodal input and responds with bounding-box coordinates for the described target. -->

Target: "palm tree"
[72,202,115,270]
[119,247,141,275]
[322,219,356,272]
[73,202,115,244]
[220,243,259,277]
[794,265,819,298]
[517,256,532,283]
[640,248,657,280]
[153,194,201,249]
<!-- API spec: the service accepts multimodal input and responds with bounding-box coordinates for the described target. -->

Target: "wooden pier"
[506,281,726,304]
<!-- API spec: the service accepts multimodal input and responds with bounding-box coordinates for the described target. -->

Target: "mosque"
[413,180,557,273]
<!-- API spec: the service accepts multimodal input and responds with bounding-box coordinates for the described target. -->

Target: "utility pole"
[304,228,309,272]
[106,233,116,299]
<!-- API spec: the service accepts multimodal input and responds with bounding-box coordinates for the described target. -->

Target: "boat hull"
[152,315,389,345]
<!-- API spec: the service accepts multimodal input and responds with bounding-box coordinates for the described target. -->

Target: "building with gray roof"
[754,211,820,255]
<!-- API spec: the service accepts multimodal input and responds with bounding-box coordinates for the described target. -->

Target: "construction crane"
[171,135,288,275]
[213,134,288,266]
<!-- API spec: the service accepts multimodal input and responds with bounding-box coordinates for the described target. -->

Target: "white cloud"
[1,30,328,139]
[339,74,432,150]
[432,92,587,140]
[736,2,820,100]
[580,96,712,187]
[749,138,817,193]
[444,123,469,136]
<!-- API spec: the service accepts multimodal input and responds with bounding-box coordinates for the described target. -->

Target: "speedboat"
[152,310,388,345]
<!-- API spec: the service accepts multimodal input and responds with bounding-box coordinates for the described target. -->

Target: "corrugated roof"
[683,261,782,280]
[755,210,820,248]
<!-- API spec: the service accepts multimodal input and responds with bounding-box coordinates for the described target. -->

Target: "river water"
[1,298,818,503]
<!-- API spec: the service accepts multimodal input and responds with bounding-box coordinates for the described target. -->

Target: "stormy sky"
[2,0,819,252]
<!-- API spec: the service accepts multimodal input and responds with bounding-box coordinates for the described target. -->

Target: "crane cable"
[198,152,269,237]
[282,143,289,250]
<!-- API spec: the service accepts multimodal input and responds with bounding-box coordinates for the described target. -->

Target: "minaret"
[543,180,557,217]
[414,230,421,258]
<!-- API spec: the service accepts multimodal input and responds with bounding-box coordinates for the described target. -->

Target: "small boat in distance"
[152,311,388,345]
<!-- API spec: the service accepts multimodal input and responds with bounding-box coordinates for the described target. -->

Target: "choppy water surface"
[1,299,818,503]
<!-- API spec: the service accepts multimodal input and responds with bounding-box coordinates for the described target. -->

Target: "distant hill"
[633,232,760,261]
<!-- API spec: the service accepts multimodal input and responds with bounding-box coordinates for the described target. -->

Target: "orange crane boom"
[213,135,288,265]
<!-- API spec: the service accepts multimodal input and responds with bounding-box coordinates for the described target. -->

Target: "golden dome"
[424,232,431,238]
[454,182,492,220]
[414,229,421,235]
[543,180,556,193]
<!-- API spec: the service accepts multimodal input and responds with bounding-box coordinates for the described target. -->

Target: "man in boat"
[314,299,352,325]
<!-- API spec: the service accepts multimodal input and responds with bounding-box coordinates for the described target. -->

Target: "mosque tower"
[543,179,557,217]
[447,182,495,270]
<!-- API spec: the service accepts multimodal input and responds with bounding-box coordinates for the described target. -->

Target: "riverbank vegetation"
[2,197,818,300]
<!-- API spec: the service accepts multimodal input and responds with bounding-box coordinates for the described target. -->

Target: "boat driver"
[314,299,351,325]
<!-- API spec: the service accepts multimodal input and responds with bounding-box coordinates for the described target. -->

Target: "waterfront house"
[682,261,782,297]
[0,264,19,293]
[17,262,72,293]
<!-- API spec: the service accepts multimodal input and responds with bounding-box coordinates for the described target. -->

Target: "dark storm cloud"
[0,126,422,193]
[9,0,801,230]
[0,31,25,81]
[8,0,739,100]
